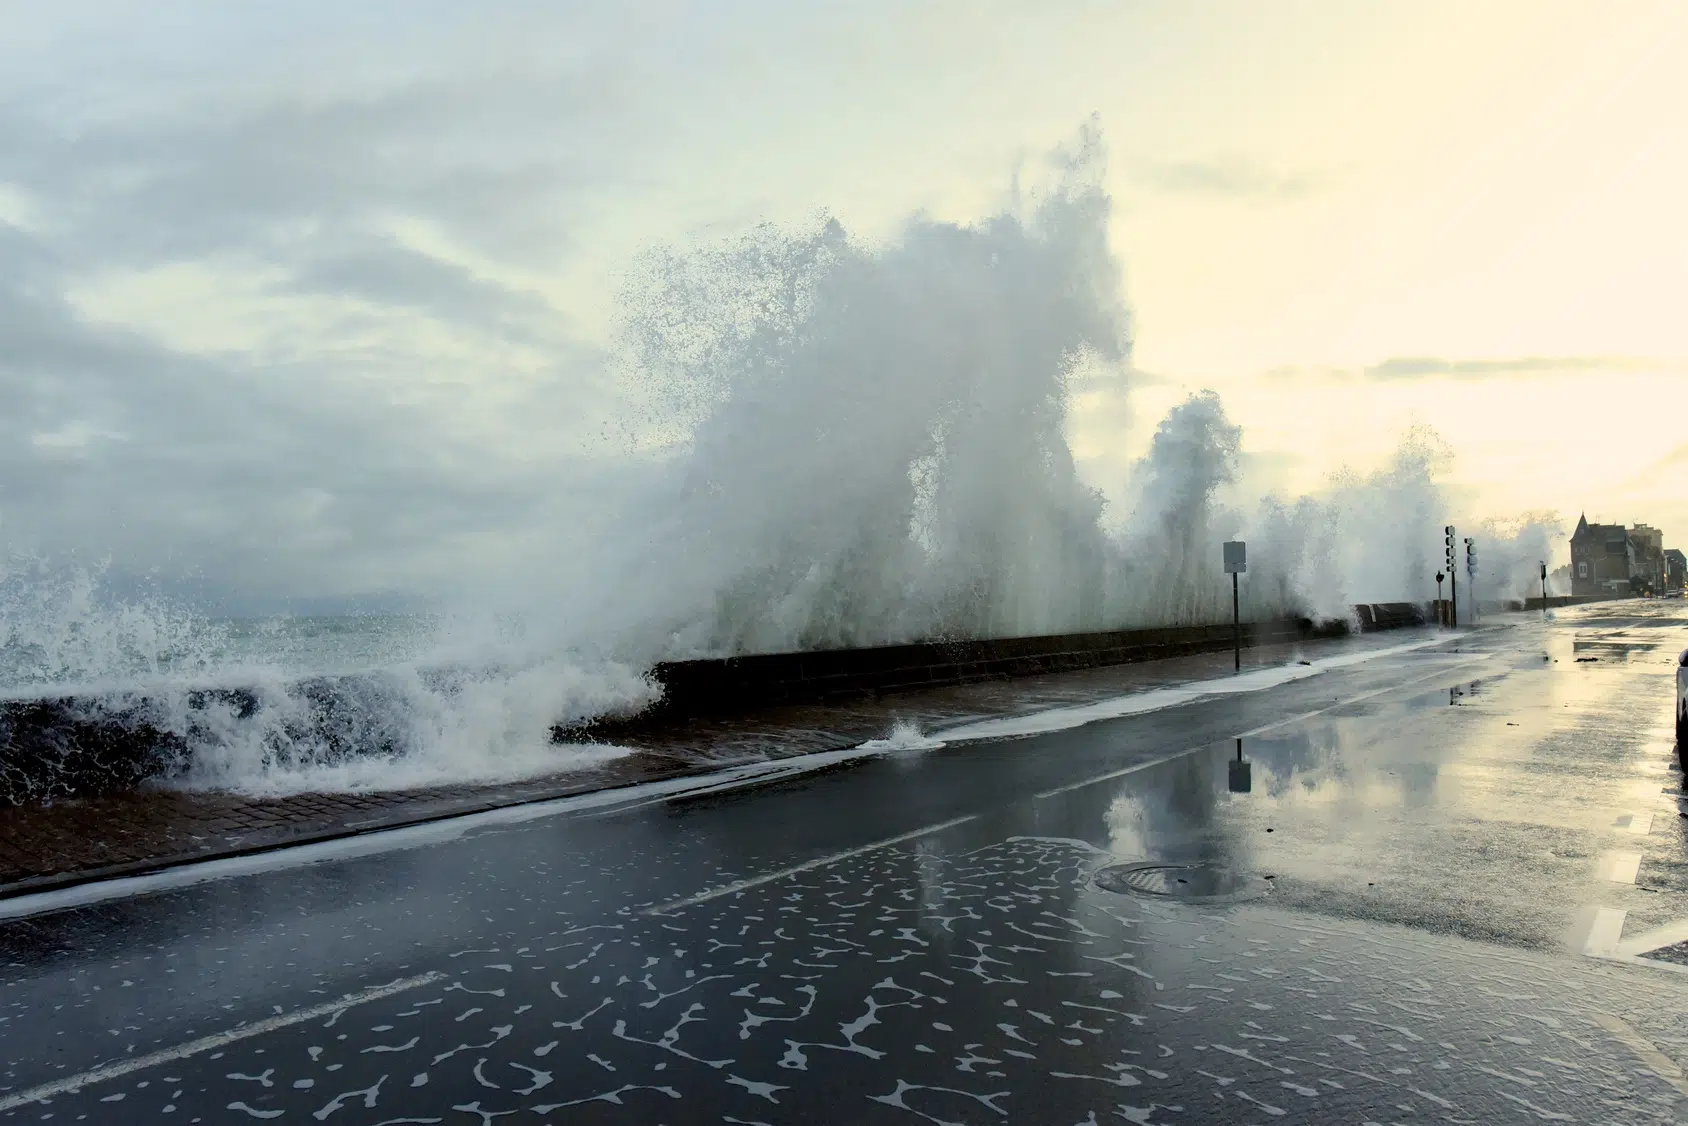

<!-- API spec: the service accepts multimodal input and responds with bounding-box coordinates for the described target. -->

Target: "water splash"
[0,125,1568,796]
[0,558,229,691]
[0,557,654,798]
[587,126,1126,658]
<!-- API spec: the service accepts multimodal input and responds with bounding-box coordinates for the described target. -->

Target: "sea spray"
[0,557,229,691]
[1108,390,1244,626]
[588,127,1127,657]
[0,558,655,798]
[0,127,1568,796]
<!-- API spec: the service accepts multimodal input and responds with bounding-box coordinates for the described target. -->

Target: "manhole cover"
[1093,862,1271,904]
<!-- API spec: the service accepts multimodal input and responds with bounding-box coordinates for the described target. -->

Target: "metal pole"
[1450,555,1458,628]
[1232,571,1241,672]
[1465,538,1478,624]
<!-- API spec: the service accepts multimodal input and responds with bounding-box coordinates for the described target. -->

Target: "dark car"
[1678,648,1688,744]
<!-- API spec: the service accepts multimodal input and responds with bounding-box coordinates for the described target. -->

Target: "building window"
[1577,562,1589,578]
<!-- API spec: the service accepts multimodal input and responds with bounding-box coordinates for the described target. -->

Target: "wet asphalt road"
[4,604,1688,1123]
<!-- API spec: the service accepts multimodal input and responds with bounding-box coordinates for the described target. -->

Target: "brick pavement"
[0,631,1433,899]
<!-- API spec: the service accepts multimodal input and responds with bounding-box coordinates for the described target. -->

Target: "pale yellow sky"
[9,1,1688,593]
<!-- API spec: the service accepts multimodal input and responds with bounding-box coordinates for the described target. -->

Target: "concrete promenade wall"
[637,612,1412,719]
[1523,595,1616,611]
[0,604,1430,805]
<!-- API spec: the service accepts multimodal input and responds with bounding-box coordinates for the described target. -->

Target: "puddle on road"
[1043,654,1688,951]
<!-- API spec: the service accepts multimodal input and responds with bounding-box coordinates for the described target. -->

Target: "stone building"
[1631,524,1666,594]
[1570,516,1674,597]
[1570,515,1636,598]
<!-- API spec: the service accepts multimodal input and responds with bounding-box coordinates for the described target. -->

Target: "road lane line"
[1616,916,1688,959]
[1599,851,1642,883]
[1622,812,1655,836]
[1237,657,1491,739]
[934,636,1460,745]
[0,971,445,1111]
[1591,1012,1688,1099]
[1033,745,1210,800]
[0,749,901,923]
[644,815,978,915]
[1035,658,1493,801]
[1581,908,1629,957]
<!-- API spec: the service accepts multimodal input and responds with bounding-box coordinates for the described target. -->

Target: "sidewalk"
[0,628,1450,899]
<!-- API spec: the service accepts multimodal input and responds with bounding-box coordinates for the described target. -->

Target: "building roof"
[1571,515,1631,544]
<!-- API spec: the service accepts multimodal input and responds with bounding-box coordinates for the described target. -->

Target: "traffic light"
[1465,537,1476,574]
[1445,526,1455,573]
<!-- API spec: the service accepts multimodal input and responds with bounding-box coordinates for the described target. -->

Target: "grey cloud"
[1646,444,1688,472]
[289,235,566,343]
[1261,364,1353,383]
[1365,356,1675,380]
[1263,356,1680,383]
[3,63,632,264]
[0,223,614,609]
[0,15,661,610]
[1130,157,1324,201]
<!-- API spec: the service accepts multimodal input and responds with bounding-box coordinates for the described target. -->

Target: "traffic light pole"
[1465,538,1478,624]
[1445,525,1458,628]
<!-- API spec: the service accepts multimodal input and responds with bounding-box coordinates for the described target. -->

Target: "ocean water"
[0,572,654,798]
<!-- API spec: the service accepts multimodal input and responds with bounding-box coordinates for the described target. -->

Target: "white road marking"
[1580,907,1628,957]
[0,748,912,923]
[0,972,444,1112]
[1591,1013,1688,1099]
[1036,657,1490,801]
[1620,812,1655,836]
[936,637,1458,745]
[1616,916,1688,959]
[1237,657,1489,739]
[644,815,978,915]
[1033,746,1213,800]
[1598,852,1642,884]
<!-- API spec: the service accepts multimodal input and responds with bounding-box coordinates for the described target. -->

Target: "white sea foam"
[169,658,654,797]
[857,720,947,753]
[912,637,1460,746]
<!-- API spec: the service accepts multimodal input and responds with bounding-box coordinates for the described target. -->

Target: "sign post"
[1228,737,1252,793]
[1435,571,1445,626]
[1224,541,1247,672]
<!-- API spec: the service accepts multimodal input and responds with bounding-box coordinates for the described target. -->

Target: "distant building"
[1667,548,1687,593]
[1570,516,1673,597]
[1630,524,1666,594]
[1570,515,1637,598]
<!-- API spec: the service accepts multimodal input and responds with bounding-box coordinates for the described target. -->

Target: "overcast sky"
[4,1,1686,611]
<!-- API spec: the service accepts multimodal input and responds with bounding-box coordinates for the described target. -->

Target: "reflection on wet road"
[3,603,1688,1122]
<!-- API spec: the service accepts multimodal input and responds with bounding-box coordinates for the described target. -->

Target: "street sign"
[1223,541,1247,574]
